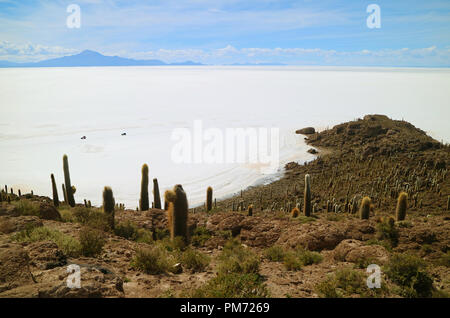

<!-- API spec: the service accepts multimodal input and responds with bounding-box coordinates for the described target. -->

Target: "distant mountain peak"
[79,49,102,56]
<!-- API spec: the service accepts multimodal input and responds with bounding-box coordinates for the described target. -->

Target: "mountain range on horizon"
[0,50,204,68]
[0,50,290,68]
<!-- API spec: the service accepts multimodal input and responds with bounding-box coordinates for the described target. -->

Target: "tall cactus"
[140,164,149,211]
[51,173,59,207]
[395,192,408,221]
[164,184,189,242]
[63,154,75,207]
[103,186,115,230]
[206,186,213,211]
[153,178,161,209]
[303,174,311,216]
[359,196,371,220]
[62,184,67,204]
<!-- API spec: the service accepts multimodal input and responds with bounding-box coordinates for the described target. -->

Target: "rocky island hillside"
[0,114,449,298]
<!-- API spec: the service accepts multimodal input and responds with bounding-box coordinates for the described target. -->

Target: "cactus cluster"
[164,185,189,242]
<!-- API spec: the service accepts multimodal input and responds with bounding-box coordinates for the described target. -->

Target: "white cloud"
[0,40,79,62]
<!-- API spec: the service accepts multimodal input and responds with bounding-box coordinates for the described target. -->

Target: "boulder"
[277,222,346,251]
[0,244,35,293]
[276,219,377,251]
[0,215,43,234]
[240,218,282,247]
[0,203,20,217]
[333,239,389,264]
[38,203,62,221]
[25,241,67,270]
[0,264,124,298]
[206,212,245,236]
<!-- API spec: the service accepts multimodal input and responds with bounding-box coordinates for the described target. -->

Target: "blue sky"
[0,0,449,66]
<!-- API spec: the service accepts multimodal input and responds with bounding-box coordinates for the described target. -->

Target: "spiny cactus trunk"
[395,192,408,221]
[62,184,68,204]
[248,204,253,216]
[140,164,149,211]
[359,196,371,219]
[447,195,450,211]
[51,174,59,207]
[103,186,115,230]
[206,186,213,211]
[63,154,75,207]
[164,185,189,242]
[303,174,311,217]
[291,207,299,218]
[153,178,161,209]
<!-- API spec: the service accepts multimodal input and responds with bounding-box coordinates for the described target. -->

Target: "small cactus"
[206,186,213,211]
[303,174,311,216]
[248,204,253,216]
[51,174,59,207]
[291,207,300,218]
[395,192,408,221]
[359,196,371,220]
[63,154,75,207]
[103,186,115,229]
[447,195,450,211]
[140,164,149,211]
[153,178,161,209]
[164,185,189,242]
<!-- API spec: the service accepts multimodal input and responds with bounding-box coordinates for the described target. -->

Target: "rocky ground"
[0,114,449,298]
